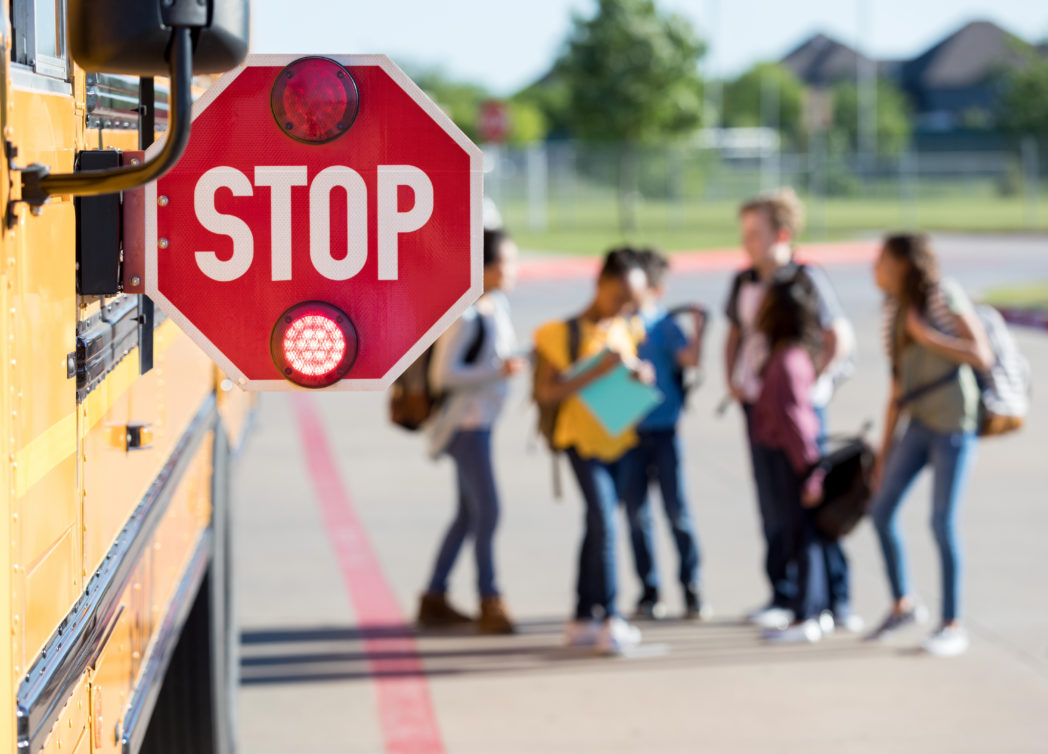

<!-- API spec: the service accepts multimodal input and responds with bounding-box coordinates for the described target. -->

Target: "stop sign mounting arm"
[15,27,195,207]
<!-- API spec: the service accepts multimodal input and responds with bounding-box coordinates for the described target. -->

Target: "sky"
[251,0,1048,96]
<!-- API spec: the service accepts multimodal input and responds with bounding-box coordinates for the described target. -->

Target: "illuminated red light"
[271,302,358,388]
[270,56,359,144]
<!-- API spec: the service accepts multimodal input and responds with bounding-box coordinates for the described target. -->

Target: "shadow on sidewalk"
[239,617,887,686]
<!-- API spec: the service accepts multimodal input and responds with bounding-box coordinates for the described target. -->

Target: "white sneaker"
[563,619,601,648]
[820,610,865,635]
[595,617,642,656]
[763,619,823,644]
[749,606,794,630]
[921,626,969,657]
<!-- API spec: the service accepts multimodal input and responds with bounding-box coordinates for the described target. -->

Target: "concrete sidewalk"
[235,234,1048,753]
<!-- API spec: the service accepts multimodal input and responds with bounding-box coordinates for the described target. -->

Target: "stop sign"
[142,54,483,390]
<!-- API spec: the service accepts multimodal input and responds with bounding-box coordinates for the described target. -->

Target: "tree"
[996,49,1048,138]
[722,62,806,148]
[829,78,912,157]
[553,0,706,231]
[409,67,489,143]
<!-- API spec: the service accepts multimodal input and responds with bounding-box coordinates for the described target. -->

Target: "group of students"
[412,188,991,659]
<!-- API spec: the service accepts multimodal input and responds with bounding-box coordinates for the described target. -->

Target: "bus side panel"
[8,82,80,681]
[35,676,89,754]
[89,432,214,754]
[82,322,213,581]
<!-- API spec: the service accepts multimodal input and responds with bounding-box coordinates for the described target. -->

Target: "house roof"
[902,20,1031,89]
[780,32,873,87]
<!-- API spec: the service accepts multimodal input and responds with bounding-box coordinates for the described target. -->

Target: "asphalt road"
[233,233,1048,754]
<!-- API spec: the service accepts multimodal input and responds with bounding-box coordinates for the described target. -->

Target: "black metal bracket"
[16,26,194,206]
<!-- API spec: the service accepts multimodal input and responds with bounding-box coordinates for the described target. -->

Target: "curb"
[518,241,879,282]
[996,307,1048,332]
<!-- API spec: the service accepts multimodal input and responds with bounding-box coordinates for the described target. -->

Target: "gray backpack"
[975,305,1031,436]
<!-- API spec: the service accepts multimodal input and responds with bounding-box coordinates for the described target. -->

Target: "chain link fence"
[484,138,1046,251]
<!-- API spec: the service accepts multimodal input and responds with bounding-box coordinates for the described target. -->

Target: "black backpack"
[665,304,708,406]
[389,315,486,431]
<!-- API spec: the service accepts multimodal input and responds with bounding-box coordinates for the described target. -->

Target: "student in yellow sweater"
[533,248,653,655]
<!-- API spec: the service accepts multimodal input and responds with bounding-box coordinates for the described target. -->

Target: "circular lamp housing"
[271,302,358,388]
[271,56,359,144]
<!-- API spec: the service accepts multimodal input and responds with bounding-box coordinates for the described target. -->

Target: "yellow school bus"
[2,1,250,752]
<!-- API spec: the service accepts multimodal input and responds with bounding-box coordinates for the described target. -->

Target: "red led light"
[271,57,359,144]
[271,302,358,388]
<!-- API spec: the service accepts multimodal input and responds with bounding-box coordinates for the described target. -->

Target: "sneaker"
[748,606,794,630]
[921,626,969,657]
[681,585,708,619]
[476,596,515,635]
[595,617,643,656]
[564,619,602,648]
[763,618,823,644]
[818,609,865,636]
[865,604,929,641]
[633,598,667,621]
[416,593,472,628]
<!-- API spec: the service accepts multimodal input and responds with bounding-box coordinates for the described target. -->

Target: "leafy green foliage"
[553,0,706,143]
[829,78,912,155]
[722,63,806,147]
[996,49,1048,136]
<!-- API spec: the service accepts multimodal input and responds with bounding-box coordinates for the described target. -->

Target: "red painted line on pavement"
[517,240,879,281]
[997,307,1048,332]
[291,393,446,754]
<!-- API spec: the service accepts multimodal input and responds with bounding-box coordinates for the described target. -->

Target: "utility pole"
[856,0,877,178]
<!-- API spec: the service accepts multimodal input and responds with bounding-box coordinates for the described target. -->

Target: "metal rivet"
[130,158,141,166]
[158,238,169,249]
[158,195,168,207]
[337,122,345,130]
[284,368,292,376]
[285,122,294,130]
[130,276,141,287]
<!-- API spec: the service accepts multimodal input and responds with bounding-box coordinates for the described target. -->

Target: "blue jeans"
[619,429,702,598]
[566,448,621,620]
[761,446,828,621]
[814,406,852,616]
[746,405,796,608]
[871,419,976,623]
[426,430,501,598]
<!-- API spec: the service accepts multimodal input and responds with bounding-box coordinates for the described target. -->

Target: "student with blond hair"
[723,188,859,633]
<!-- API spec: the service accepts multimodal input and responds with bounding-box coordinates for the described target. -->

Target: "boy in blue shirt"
[618,249,706,619]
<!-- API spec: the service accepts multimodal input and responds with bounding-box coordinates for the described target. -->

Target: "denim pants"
[746,405,797,608]
[813,406,852,616]
[566,448,621,620]
[760,445,828,621]
[618,429,702,598]
[870,419,976,623]
[426,430,501,598]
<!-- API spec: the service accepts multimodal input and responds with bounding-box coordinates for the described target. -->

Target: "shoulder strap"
[463,313,487,364]
[895,367,961,409]
[566,317,582,364]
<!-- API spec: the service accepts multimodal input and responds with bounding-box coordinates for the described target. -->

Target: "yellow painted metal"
[0,5,229,751]
[36,674,89,754]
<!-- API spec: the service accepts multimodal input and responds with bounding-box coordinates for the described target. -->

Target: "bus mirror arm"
[15,26,194,208]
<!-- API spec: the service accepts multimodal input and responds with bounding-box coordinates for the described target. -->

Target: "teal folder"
[567,350,664,437]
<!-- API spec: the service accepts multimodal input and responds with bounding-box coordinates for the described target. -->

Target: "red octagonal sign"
[143,54,483,390]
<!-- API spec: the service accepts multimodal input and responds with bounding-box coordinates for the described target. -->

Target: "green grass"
[982,283,1048,310]
[501,193,1048,256]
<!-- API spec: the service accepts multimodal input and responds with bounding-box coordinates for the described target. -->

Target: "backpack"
[894,305,1031,438]
[533,317,581,449]
[531,317,581,499]
[665,304,708,407]
[974,304,1031,436]
[389,314,487,431]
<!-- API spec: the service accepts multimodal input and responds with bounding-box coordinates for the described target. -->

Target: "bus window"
[11,0,68,79]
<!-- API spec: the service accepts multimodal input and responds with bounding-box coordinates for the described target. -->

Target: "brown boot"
[477,596,516,635]
[417,593,472,628]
